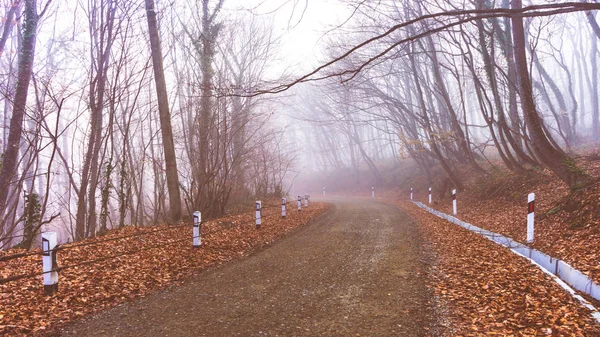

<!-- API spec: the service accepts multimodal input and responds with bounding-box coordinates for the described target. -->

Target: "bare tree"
[511,0,590,189]
[0,0,52,220]
[145,0,181,223]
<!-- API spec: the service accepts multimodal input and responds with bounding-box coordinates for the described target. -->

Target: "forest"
[0,0,297,249]
[2,0,600,249]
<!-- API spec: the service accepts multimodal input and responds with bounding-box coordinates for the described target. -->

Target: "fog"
[0,0,599,247]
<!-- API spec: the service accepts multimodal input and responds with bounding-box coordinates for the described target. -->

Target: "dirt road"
[59,198,435,336]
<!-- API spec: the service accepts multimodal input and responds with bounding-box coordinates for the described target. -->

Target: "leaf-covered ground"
[396,200,600,336]
[0,202,329,337]
[404,160,600,286]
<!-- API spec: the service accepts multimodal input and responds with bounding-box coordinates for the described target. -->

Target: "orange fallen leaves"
[0,203,329,336]
[397,200,600,336]
[420,165,600,286]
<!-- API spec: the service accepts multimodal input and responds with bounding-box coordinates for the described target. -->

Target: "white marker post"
[42,232,58,295]
[304,194,309,207]
[282,197,287,218]
[527,193,535,243]
[297,195,302,211]
[193,211,201,247]
[372,186,375,198]
[323,187,325,197]
[410,188,413,201]
[452,189,457,215]
[256,201,262,229]
[428,187,432,204]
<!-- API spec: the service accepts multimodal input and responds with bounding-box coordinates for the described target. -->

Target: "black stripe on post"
[452,193,456,201]
[528,201,534,214]
[42,238,50,256]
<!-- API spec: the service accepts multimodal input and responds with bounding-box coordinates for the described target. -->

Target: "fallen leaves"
[410,163,600,290]
[397,200,600,336]
[0,202,330,337]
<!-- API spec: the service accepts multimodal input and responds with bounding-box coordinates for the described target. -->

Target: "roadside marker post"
[193,211,201,247]
[297,195,302,211]
[428,187,432,204]
[452,189,457,215]
[282,197,287,218]
[42,232,58,295]
[256,201,262,229]
[410,188,413,201]
[372,186,375,198]
[304,194,309,207]
[323,187,325,197]
[527,193,535,243]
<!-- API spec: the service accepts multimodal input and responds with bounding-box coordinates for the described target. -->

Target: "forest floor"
[57,198,438,337]
[3,194,600,336]
[0,201,329,336]
[396,198,600,335]
[57,197,600,336]
[398,154,600,286]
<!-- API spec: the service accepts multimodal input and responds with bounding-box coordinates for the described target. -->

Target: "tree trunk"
[484,1,538,166]
[0,0,38,214]
[75,0,117,240]
[0,0,22,56]
[592,26,600,140]
[511,0,590,190]
[409,46,463,190]
[424,35,482,172]
[145,0,182,222]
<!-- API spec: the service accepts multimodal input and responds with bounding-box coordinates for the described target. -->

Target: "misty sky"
[222,0,353,75]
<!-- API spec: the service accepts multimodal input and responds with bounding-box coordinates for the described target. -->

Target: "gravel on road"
[59,198,436,337]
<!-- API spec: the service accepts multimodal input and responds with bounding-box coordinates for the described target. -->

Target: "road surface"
[59,198,435,336]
